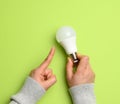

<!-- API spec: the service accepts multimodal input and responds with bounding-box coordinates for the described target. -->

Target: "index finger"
[39,47,55,71]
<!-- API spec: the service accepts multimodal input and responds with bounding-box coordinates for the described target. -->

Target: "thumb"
[77,56,89,72]
[66,57,73,80]
[45,75,56,89]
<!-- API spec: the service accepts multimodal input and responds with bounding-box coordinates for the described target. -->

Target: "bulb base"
[70,52,79,65]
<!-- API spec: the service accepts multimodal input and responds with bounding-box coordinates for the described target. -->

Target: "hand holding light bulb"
[56,26,95,88]
[56,26,79,64]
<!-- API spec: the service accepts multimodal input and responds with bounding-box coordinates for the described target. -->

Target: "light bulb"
[56,26,79,64]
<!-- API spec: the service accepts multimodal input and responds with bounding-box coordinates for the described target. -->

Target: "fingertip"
[77,53,81,57]
[39,47,55,71]
[77,53,82,59]
[51,46,56,51]
[46,47,55,62]
[49,46,55,55]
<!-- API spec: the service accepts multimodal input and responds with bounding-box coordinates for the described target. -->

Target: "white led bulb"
[56,26,79,64]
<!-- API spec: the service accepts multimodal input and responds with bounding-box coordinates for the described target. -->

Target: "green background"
[0,0,120,104]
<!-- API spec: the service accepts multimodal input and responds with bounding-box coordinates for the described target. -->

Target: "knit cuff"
[11,77,46,104]
[69,83,96,104]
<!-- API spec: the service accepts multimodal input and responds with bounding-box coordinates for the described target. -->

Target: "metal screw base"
[70,52,79,65]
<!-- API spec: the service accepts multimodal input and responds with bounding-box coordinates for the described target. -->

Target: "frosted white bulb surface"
[56,26,79,64]
[56,26,77,54]
[56,26,76,42]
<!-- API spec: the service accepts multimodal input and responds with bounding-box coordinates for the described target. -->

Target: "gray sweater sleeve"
[10,77,46,104]
[10,77,96,104]
[69,83,96,104]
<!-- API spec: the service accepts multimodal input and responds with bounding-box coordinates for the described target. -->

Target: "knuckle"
[66,74,72,81]
[31,69,35,73]
[81,55,89,63]
[31,69,38,74]
[84,55,89,60]
[47,69,53,73]
[49,69,52,72]
[30,69,35,76]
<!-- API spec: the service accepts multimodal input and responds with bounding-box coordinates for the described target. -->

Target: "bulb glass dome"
[56,26,76,42]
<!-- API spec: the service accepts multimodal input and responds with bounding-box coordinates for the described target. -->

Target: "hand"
[30,47,57,90]
[66,54,95,87]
